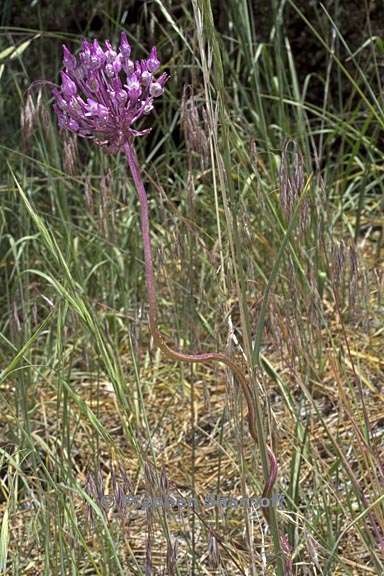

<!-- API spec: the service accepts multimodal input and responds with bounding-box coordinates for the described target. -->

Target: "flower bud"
[61,72,77,97]
[86,98,109,120]
[104,41,117,63]
[63,45,77,71]
[147,47,160,72]
[120,32,131,57]
[122,58,134,75]
[105,64,115,78]
[92,39,105,59]
[80,40,92,65]
[126,75,142,101]
[73,65,85,81]
[157,72,169,87]
[90,40,105,69]
[117,89,128,105]
[149,82,163,97]
[113,54,122,75]
[141,70,152,86]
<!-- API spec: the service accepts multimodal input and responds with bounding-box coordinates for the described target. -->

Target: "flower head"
[53,33,168,153]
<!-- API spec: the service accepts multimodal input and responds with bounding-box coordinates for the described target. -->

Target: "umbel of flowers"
[53,34,168,153]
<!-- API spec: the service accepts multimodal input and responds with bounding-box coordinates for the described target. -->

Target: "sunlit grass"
[1,1,383,574]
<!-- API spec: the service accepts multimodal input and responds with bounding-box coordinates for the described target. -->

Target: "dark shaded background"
[3,0,384,97]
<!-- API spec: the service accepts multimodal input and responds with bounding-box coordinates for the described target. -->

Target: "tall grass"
[1,1,383,574]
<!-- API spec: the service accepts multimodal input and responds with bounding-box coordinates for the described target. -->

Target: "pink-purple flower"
[53,34,168,153]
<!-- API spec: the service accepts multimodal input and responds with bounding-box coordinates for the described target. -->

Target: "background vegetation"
[1,1,383,574]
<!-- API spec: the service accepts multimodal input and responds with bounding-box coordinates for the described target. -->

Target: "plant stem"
[124,139,279,526]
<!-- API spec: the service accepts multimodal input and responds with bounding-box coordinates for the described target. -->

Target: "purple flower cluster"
[53,33,168,153]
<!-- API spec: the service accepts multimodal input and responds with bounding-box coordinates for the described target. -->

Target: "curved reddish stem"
[124,141,278,524]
